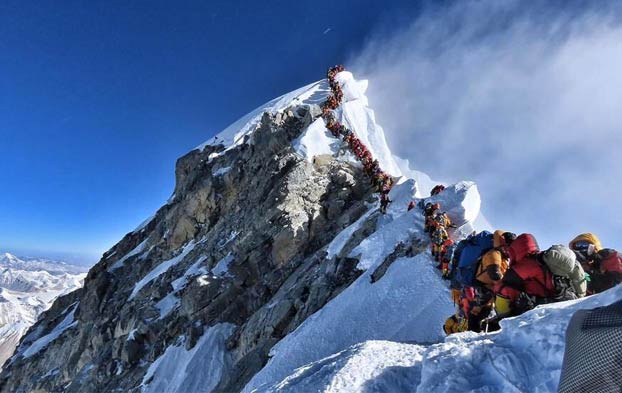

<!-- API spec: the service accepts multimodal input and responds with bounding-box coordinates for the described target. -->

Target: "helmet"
[503,232,517,245]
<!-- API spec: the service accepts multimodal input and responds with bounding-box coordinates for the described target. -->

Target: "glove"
[480,317,501,333]
[514,292,537,314]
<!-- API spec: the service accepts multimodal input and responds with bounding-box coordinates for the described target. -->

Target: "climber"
[379,176,393,214]
[369,159,379,176]
[431,225,449,260]
[339,125,349,138]
[321,105,332,118]
[459,285,496,333]
[443,312,468,335]
[423,203,441,233]
[348,135,360,151]
[475,230,515,290]
[569,233,622,294]
[327,65,345,80]
[430,184,446,196]
[334,87,344,102]
[372,172,387,193]
[586,248,622,294]
[453,230,494,288]
[495,235,584,319]
[379,192,391,214]
[407,200,417,211]
[450,231,512,333]
[493,234,548,318]
[325,95,339,110]
[325,117,338,135]
[433,211,455,230]
[363,159,375,177]
[440,238,455,275]
[569,233,602,268]
[361,156,371,171]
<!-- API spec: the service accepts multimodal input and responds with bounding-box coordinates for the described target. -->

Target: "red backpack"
[508,234,540,263]
[599,249,622,274]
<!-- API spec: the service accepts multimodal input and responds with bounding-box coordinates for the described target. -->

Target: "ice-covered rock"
[0,96,379,392]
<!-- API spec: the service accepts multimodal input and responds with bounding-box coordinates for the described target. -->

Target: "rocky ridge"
[0,85,389,392]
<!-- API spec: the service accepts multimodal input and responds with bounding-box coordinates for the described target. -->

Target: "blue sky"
[0,0,421,263]
[2,1,620,265]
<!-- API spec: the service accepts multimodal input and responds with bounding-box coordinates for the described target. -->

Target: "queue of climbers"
[319,65,621,337]
[322,65,394,213]
[411,190,622,335]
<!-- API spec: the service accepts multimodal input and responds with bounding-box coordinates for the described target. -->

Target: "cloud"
[349,0,622,248]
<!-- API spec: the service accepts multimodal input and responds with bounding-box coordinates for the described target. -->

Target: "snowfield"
[258,287,621,393]
[141,323,235,393]
[268,340,425,393]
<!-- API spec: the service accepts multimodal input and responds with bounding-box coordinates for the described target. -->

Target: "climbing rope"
[320,65,394,213]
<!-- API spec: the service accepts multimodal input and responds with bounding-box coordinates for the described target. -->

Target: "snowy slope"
[187,71,499,393]
[262,287,621,393]
[0,253,85,368]
[227,71,611,392]
[243,177,481,392]
[196,80,331,154]
[141,323,235,393]
[268,340,426,393]
[291,71,402,177]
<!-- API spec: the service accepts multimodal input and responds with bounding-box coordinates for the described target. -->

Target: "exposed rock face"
[0,105,378,392]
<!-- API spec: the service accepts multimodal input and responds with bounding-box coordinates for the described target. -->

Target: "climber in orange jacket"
[475,230,515,290]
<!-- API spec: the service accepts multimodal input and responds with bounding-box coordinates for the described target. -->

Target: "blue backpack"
[456,231,494,287]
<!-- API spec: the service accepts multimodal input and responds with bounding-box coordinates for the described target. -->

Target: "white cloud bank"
[350,0,622,248]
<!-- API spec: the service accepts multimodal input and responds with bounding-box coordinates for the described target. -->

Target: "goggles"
[572,240,593,251]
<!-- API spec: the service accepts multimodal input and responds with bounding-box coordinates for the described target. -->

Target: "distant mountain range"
[0,253,86,369]
[0,252,88,275]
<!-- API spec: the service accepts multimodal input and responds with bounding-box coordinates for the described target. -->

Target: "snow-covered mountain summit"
[0,70,616,393]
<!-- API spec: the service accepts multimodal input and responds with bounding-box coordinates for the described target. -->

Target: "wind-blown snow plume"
[350,0,622,248]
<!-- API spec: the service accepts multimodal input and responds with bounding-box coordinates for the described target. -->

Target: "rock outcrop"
[0,103,379,392]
